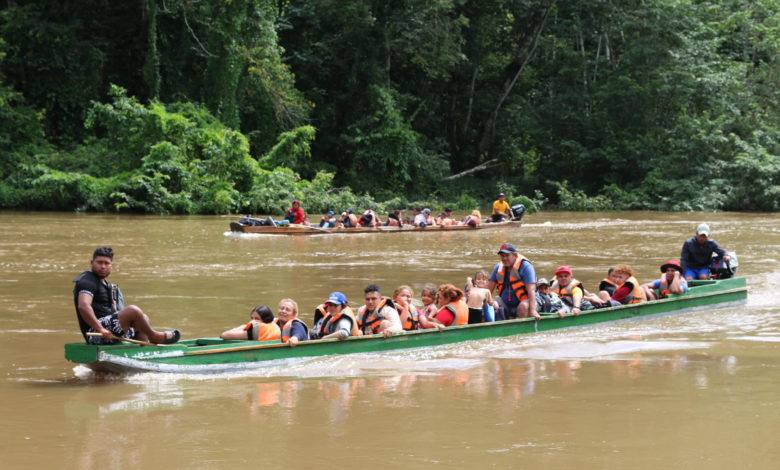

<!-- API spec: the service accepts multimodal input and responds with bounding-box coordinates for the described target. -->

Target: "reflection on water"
[2,211,780,469]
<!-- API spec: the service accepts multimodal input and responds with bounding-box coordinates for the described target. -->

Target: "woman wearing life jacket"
[312,292,358,340]
[424,284,468,328]
[641,260,688,301]
[550,265,586,316]
[276,298,309,347]
[392,285,420,331]
[219,305,281,341]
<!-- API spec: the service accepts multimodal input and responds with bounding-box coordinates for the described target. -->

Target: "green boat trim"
[64,277,748,374]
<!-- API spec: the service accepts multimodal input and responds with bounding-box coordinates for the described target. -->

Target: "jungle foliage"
[0,0,778,214]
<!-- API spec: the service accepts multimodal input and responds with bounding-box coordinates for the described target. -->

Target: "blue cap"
[346,208,353,214]
[423,208,431,214]
[497,243,516,254]
[327,210,335,216]
[326,291,347,306]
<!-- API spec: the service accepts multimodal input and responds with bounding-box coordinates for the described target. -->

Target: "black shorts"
[87,313,135,345]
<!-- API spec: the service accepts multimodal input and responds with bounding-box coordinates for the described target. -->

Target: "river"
[1,210,778,469]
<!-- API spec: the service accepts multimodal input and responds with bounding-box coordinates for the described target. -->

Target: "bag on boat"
[710,251,738,279]
[482,303,495,322]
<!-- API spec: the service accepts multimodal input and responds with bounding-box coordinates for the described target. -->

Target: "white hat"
[697,223,710,236]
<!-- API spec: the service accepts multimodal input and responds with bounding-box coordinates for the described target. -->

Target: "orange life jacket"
[245,320,281,341]
[598,278,617,295]
[552,278,584,306]
[619,276,644,304]
[278,318,309,343]
[314,306,358,337]
[495,255,531,302]
[394,301,420,331]
[357,297,398,335]
[313,304,328,326]
[433,299,469,326]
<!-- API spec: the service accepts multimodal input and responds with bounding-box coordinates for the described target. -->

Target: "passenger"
[590,264,645,307]
[301,215,311,226]
[276,298,309,347]
[385,209,403,227]
[284,199,305,224]
[73,246,181,345]
[220,305,281,341]
[465,270,499,323]
[489,193,511,223]
[487,243,541,320]
[338,208,358,228]
[550,266,586,316]
[535,278,567,317]
[681,223,730,280]
[392,285,420,331]
[459,209,481,227]
[310,292,358,340]
[356,284,403,338]
[319,211,337,228]
[359,209,379,227]
[641,260,688,301]
[422,208,437,226]
[598,267,619,298]
[425,284,468,328]
[418,284,438,319]
[412,207,427,227]
[437,207,455,226]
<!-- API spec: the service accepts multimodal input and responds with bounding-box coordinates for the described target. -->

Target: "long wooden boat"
[229,218,523,234]
[65,277,747,374]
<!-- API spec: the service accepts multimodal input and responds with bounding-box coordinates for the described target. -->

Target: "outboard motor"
[710,251,738,279]
[510,204,526,221]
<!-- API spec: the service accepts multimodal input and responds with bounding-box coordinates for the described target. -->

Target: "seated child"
[465,270,499,323]
[418,284,438,319]
[535,278,567,317]
[220,305,281,341]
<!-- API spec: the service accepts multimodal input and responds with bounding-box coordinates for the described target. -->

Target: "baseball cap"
[697,223,710,236]
[346,208,353,214]
[555,266,573,275]
[537,277,550,286]
[423,208,431,214]
[498,192,506,197]
[326,210,335,216]
[497,243,516,254]
[326,292,347,306]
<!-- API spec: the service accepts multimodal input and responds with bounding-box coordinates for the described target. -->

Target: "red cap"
[555,266,572,275]
[660,260,683,274]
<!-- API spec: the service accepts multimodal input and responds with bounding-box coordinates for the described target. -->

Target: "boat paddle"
[86,332,168,347]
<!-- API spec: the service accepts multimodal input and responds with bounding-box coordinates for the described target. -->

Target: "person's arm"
[220,323,251,340]
[680,239,691,271]
[77,292,113,340]
[320,318,353,340]
[382,306,403,334]
[285,321,308,347]
[434,306,455,327]
[668,271,685,294]
[571,286,583,316]
[611,285,632,303]
[710,240,730,264]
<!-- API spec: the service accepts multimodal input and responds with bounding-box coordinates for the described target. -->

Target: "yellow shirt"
[492,200,511,215]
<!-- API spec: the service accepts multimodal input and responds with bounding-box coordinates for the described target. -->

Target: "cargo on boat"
[65,277,747,374]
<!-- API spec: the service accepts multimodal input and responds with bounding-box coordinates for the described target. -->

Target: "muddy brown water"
[1,210,778,469]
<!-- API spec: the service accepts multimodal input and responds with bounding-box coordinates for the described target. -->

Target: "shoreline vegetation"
[1,2,778,215]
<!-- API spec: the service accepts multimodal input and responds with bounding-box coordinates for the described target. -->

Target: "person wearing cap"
[338,208,358,228]
[535,278,566,317]
[319,210,337,228]
[550,266,586,316]
[487,243,540,320]
[490,193,511,223]
[680,223,729,280]
[220,305,281,341]
[422,208,437,227]
[284,199,305,224]
[357,284,403,338]
[310,292,358,340]
[412,207,427,227]
[641,260,688,301]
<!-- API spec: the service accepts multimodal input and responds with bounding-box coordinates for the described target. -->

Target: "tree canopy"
[1,0,778,213]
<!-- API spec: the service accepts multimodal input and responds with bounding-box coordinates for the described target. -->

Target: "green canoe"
[65,277,747,374]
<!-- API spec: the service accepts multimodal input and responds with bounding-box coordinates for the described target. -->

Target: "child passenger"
[220,305,281,341]
[465,270,499,323]
[418,284,438,319]
[535,278,567,318]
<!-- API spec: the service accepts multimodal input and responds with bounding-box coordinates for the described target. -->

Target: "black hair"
[252,305,274,323]
[444,207,452,212]
[364,284,382,295]
[607,267,615,275]
[93,246,114,260]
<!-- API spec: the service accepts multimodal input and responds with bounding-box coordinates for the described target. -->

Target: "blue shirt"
[489,260,536,307]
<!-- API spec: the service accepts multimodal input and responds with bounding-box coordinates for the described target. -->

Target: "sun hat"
[555,266,573,275]
[697,223,710,236]
[497,243,516,254]
[660,260,684,274]
[326,292,347,306]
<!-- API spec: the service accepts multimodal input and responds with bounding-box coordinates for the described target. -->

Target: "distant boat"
[229,218,524,234]
[65,277,747,374]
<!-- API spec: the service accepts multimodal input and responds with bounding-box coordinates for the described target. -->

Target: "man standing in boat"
[73,246,180,345]
[487,243,540,320]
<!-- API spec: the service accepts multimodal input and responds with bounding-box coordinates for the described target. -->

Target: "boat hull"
[65,277,747,374]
